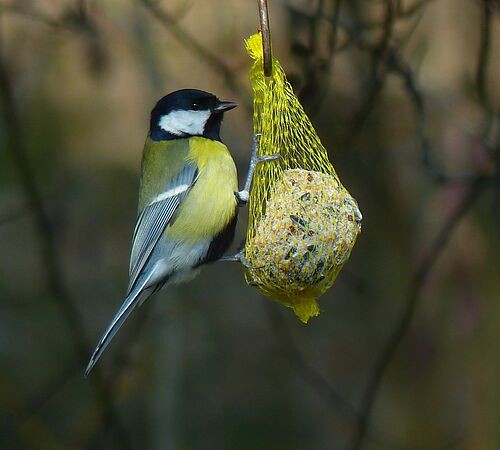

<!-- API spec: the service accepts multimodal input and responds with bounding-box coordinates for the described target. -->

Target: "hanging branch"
[258,0,273,76]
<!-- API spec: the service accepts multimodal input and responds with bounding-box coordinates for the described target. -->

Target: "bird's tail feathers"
[84,280,152,377]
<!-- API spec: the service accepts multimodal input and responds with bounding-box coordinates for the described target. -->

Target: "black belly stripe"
[195,209,238,267]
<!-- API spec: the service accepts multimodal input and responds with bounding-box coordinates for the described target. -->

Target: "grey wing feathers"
[127,162,199,295]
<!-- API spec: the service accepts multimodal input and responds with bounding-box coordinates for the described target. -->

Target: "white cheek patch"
[159,110,211,136]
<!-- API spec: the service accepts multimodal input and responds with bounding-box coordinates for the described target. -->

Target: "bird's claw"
[219,250,253,269]
[235,190,249,205]
[250,133,280,164]
[237,134,279,205]
[254,153,280,164]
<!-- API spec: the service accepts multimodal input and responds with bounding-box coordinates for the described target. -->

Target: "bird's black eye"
[192,103,200,111]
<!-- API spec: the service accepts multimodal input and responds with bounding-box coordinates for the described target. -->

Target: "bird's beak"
[213,101,237,112]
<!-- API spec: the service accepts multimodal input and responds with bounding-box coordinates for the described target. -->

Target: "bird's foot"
[219,250,252,269]
[235,133,280,205]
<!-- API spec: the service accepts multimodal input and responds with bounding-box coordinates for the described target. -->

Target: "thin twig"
[386,48,477,184]
[346,0,396,149]
[396,0,436,18]
[476,0,492,112]
[0,3,63,28]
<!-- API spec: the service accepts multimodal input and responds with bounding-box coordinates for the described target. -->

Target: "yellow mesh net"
[244,33,362,323]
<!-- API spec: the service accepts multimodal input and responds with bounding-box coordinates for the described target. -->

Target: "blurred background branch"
[139,0,251,110]
[0,0,498,449]
[347,174,492,450]
[0,12,131,449]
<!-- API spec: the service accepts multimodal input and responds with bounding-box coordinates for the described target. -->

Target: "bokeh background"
[1,1,499,449]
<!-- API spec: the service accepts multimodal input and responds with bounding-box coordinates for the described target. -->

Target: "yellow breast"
[167,137,238,242]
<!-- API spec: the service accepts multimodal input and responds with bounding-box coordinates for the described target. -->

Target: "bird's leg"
[235,133,279,205]
[226,134,278,267]
[218,249,252,268]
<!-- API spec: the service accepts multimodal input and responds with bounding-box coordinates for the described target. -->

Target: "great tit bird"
[85,89,258,376]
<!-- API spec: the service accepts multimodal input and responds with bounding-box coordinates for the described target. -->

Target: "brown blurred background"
[0,1,499,449]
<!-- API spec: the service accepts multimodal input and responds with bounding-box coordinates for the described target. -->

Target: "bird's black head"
[149,89,237,142]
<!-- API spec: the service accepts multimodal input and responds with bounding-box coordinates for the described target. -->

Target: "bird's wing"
[126,161,199,295]
[84,160,199,376]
